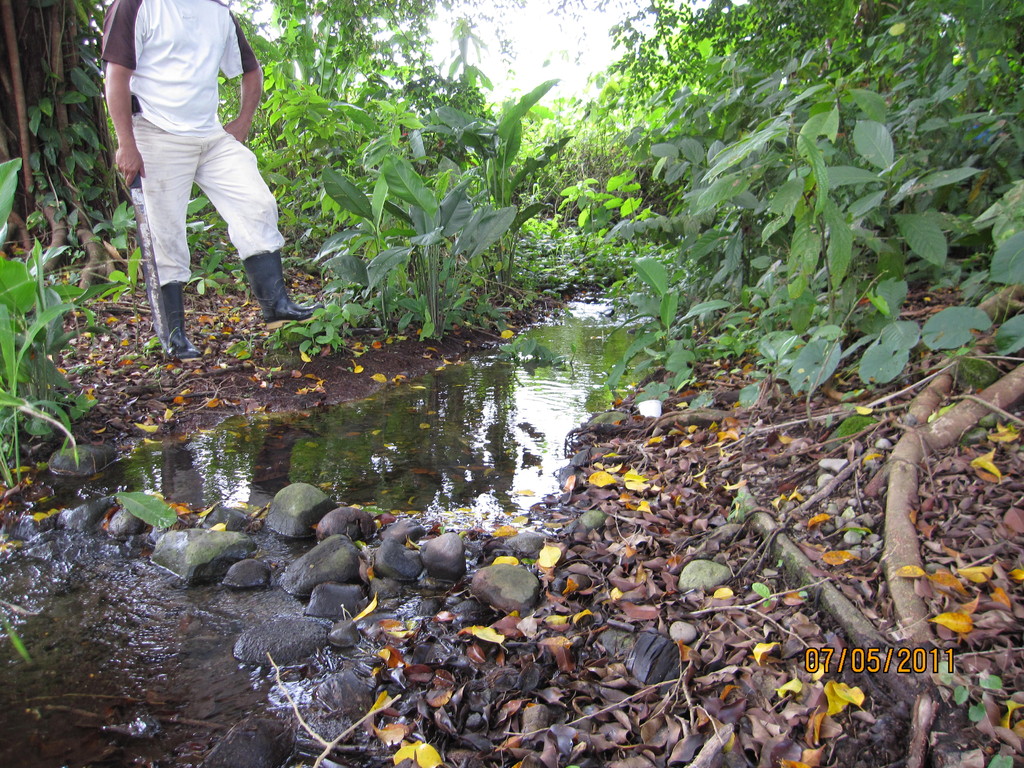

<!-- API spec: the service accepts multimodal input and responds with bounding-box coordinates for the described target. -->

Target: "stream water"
[0,301,628,767]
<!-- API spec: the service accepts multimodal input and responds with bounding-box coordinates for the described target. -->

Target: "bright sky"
[429,0,623,102]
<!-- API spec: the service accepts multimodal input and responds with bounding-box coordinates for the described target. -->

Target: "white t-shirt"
[101,0,258,137]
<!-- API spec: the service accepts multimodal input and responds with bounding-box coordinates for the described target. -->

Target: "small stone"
[521,704,552,733]
[280,535,361,597]
[266,483,334,538]
[420,533,466,582]
[233,618,328,666]
[201,716,293,768]
[471,564,541,614]
[369,577,402,600]
[316,670,374,718]
[841,508,857,519]
[203,505,249,532]
[503,532,545,559]
[669,621,698,645]
[842,530,864,546]
[874,437,894,451]
[373,538,423,582]
[152,529,256,584]
[327,620,361,648]
[818,458,849,473]
[106,508,147,539]
[48,444,116,477]
[306,582,365,619]
[316,506,374,542]
[380,518,427,544]
[59,496,115,532]
[816,473,835,489]
[448,598,491,626]
[577,510,607,532]
[677,559,732,592]
[223,559,271,589]
[598,628,636,656]
[865,533,881,545]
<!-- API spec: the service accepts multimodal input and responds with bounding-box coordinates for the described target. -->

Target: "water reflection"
[120,301,627,527]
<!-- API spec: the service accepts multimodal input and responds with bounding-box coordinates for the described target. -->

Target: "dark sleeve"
[231,14,260,73]
[101,0,143,70]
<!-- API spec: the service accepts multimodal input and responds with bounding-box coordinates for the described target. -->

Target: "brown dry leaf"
[927,570,969,595]
[992,587,1012,608]
[807,513,830,529]
[375,722,411,746]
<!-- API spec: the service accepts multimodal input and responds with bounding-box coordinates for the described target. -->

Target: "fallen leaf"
[492,525,519,537]
[459,626,506,644]
[493,556,520,565]
[134,422,159,433]
[752,642,779,665]
[822,550,859,566]
[712,587,734,600]
[776,679,804,698]
[353,594,378,621]
[375,723,410,746]
[588,470,618,488]
[896,565,927,578]
[824,681,865,716]
[371,373,387,383]
[807,513,830,529]
[970,450,1002,481]
[854,406,873,415]
[992,587,1011,608]
[393,741,442,768]
[500,329,514,339]
[929,612,974,634]
[537,544,561,569]
[956,566,994,584]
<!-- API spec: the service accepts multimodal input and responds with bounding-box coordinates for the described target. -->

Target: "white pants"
[133,116,285,286]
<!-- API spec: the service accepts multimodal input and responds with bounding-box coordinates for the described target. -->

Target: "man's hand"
[224,117,252,143]
[116,143,145,185]
[105,63,145,184]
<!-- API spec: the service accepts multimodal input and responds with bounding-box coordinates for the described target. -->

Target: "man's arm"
[224,67,263,143]
[105,62,144,184]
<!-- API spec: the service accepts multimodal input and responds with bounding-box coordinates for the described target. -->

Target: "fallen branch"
[906,692,935,768]
[882,372,952,646]
[684,722,734,768]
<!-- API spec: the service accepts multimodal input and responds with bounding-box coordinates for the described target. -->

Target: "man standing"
[102,0,318,359]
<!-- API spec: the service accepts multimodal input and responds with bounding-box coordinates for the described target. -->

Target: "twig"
[270,654,324,747]
[790,459,859,516]
[685,722,734,768]
[864,364,955,412]
[960,394,1024,427]
[906,692,935,768]
[313,693,400,768]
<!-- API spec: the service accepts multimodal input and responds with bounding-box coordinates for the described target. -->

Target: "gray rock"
[669,621,698,645]
[316,506,375,542]
[381,518,427,544]
[369,577,401,600]
[628,632,680,684]
[818,458,849,473]
[48,444,116,477]
[471,564,541,614]
[106,508,148,539]
[327,619,360,648]
[280,535,361,597]
[842,529,864,545]
[203,505,249,532]
[305,582,365,619]
[521,703,552,733]
[874,437,894,451]
[373,538,422,582]
[598,628,636,656]
[316,670,373,718]
[677,559,732,592]
[577,510,607,533]
[503,532,545,558]
[202,716,293,768]
[569,447,599,467]
[816,473,835,489]
[152,529,256,584]
[223,558,271,589]
[266,483,334,538]
[449,598,491,626]
[59,496,115,532]
[233,618,328,666]
[420,533,466,582]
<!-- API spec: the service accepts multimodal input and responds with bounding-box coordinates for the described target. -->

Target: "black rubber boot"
[242,250,321,327]
[159,282,201,359]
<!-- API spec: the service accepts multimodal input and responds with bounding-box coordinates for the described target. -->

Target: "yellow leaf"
[992,586,1011,608]
[492,525,518,537]
[929,612,974,634]
[371,691,393,712]
[353,365,364,373]
[500,329,514,339]
[573,609,594,624]
[514,489,535,496]
[713,587,734,600]
[824,681,866,716]
[459,625,506,644]
[208,522,227,531]
[970,450,1002,481]
[928,570,969,594]
[353,594,378,621]
[897,565,927,578]
[537,544,561,569]
[776,678,804,698]
[163,408,175,421]
[861,452,882,464]
[300,350,312,363]
[807,513,831,529]
[375,722,410,746]
[777,434,794,444]
[493,556,520,565]
[956,566,994,584]
[1011,569,1024,582]
[371,373,387,383]
[609,587,623,601]
[855,406,873,415]
[393,741,443,768]
[1001,701,1024,730]
[419,423,431,429]
[752,642,779,665]
[889,21,906,34]
[822,550,859,565]
[134,422,159,433]
[646,436,664,445]
[544,615,569,626]
[988,424,1019,443]
[588,470,618,488]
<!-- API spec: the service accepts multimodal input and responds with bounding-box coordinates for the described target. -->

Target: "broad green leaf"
[323,168,372,221]
[767,177,805,218]
[0,257,35,314]
[381,156,437,216]
[706,122,787,179]
[921,307,991,350]
[116,492,177,528]
[0,158,21,244]
[786,339,841,394]
[852,120,894,170]
[849,190,886,219]
[873,279,909,317]
[651,142,679,159]
[695,173,751,211]
[323,254,369,287]
[995,315,1024,354]
[859,338,910,384]
[452,206,516,260]
[682,299,733,320]
[915,167,980,194]
[823,199,853,286]
[829,166,882,187]
[797,134,829,204]
[634,257,669,295]
[895,213,947,266]
[850,88,887,122]
[800,106,839,142]
[367,247,411,292]
[990,232,1024,285]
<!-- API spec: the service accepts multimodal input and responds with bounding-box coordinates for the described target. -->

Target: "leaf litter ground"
[10,282,1024,768]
